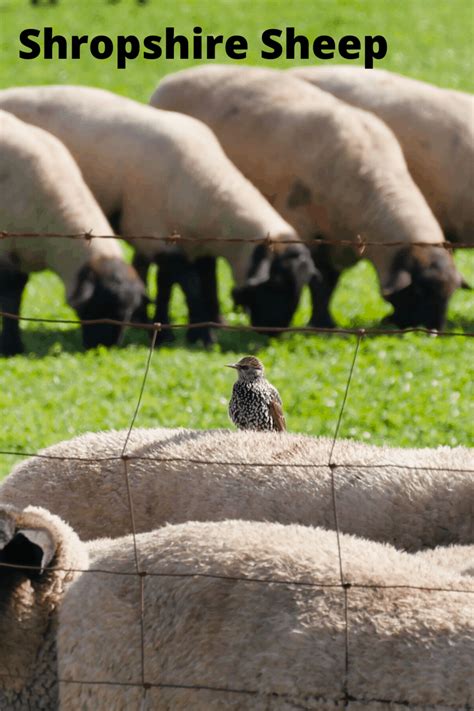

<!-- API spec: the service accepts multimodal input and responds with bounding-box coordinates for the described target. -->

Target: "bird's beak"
[226,364,238,369]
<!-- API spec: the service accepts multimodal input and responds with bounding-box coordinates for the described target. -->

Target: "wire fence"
[1,229,473,249]
[1,311,472,337]
[0,230,473,707]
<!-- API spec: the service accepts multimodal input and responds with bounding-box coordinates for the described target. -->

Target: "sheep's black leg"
[0,267,28,356]
[154,253,214,346]
[132,252,150,287]
[307,246,340,328]
[127,251,152,327]
[179,260,214,346]
[194,256,222,324]
[154,254,177,344]
[166,255,214,345]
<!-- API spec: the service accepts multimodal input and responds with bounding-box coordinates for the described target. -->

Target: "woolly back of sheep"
[1,427,472,550]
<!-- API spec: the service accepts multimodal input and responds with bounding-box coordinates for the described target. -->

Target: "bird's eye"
[241,365,248,370]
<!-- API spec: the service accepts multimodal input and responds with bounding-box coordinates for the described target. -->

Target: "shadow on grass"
[9,324,151,358]
[445,316,474,334]
[216,328,269,353]
[20,327,82,357]
[5,312,471,361]
[125,325,270,353]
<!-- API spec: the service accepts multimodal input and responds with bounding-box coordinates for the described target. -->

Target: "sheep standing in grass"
[151,65,465,330]
[0,86,314,344]
[290,66,474,246]
[1,428,472,550]
[0,110,146,355]
[0,505,472,710]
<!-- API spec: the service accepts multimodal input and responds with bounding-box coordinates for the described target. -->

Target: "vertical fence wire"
[327,330,364,703]
[120,325,160,699]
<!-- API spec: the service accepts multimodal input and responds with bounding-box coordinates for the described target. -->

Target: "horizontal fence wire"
[1,229,473,250]
[1,561,472,594]
[0,311,472,337]
[0,668,465,710]
[1,449,473,472]
[0,233,472,706]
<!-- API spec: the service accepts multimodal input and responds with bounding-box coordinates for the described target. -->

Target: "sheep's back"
[1,428,472,550]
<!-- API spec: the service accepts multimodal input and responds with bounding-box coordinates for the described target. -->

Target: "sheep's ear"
[68,271,96,310]
[232,284,254,307]
[12,529,56,574]
[247,244,271,282]
[382,269,412,297]
[275,250,317,284]
[460,275,471,290]
[299,257,318,283]
[0,514,15,549]
[233,281,267,306]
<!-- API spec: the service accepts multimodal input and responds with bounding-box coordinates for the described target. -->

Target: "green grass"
[0,0,473,478]
[1,0,473,93]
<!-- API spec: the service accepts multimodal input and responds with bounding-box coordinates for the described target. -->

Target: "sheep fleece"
[289,65,474,244]
[57,520,473,710]
[1,505,472,710]
[150,65,448,286]
[0,85,298,285]
[0,110,122,290]
[1,428,472,550]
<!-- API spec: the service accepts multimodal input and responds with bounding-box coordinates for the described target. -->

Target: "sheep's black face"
[233,245,315,333]
[69,257,147,349]
[0,532,45,581]
[0,507,59,701]
[382,247,464,331]
[234,280,298,332]
[387,286,448,331]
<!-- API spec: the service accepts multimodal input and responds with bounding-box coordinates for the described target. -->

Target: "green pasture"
[0,0,473,477]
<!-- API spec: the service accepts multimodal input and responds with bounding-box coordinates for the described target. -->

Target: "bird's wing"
[269,397,286,432]
[270,384,283,404]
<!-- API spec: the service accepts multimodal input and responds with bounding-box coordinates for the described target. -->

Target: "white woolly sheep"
[0,110,146,355]
[1,504,473,710]
[0,86,314,343]
[290,65,474,246]
[1,428,472,550]
[0,505,472,709]
[151,65,466,331]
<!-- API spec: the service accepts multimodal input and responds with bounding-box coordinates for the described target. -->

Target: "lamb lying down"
[0,505,472,710]
[1,427,472,550]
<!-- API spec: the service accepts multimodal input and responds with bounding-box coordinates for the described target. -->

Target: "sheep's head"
[0,505,85,698]
[233,244,316,332]
[381,246,469,331]
[69,257,148,349]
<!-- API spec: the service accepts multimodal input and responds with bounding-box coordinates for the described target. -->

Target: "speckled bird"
[226,356,286,432]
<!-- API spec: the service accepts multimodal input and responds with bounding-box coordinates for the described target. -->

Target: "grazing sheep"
[290,65,474,246]
[0,505,472,710]
[1,428,472,550]
[0,110,146,355]
[151,65,465,330]
[0,86,314,343]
